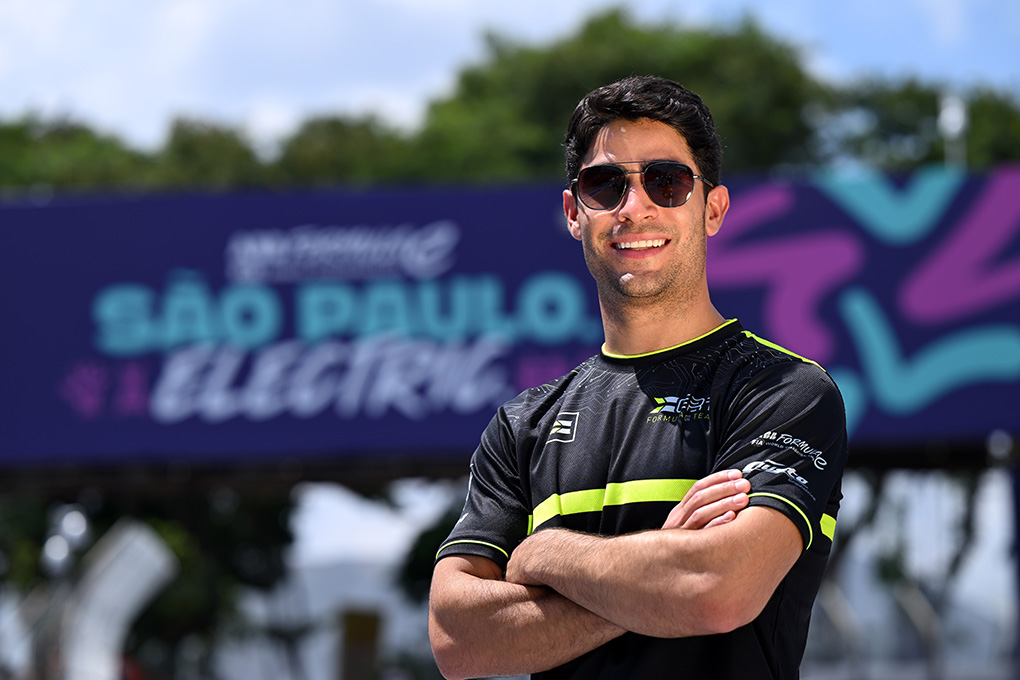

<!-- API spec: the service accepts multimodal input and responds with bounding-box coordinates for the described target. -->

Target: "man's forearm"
[429,556,625,680]
[505,508,802,638]
[506,528,720,637]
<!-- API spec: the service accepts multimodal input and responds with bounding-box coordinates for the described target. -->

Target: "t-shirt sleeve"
[713,360,848,552]
[434,407,531,572]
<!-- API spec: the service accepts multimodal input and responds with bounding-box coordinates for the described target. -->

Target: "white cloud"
[911,0,967,45]
[0,0,72,52]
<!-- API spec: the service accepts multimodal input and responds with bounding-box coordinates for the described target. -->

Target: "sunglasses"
[572,161,714,211]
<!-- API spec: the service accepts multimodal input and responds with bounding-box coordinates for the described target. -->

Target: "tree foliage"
[1,8,1017,198]
[409,11,825,183]
[0,117,154,192]
[824,78,945,170]
[156,118,266,189]
[968,87,1020,167]
[273,114,413,186]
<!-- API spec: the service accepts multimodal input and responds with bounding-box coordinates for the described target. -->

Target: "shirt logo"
[753,431,828,470]
[549,411,579,443]
[743,460,816,500]
[648,394,710,422]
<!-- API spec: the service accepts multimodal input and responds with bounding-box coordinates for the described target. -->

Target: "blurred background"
[1,1,1018,679]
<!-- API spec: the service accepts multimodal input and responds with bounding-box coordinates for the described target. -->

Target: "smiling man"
[428,76,848,680]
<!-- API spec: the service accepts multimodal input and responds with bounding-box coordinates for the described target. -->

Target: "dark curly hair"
[564,75,723,190]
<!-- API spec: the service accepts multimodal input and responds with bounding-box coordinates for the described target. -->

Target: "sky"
[1,0,1018,153]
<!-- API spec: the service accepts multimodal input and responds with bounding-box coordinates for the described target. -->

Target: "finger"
[663,481,735,528]
[679,471,747,510]
[663,476,750,529]
[663,490,749,530]
[704,510,737,529]
[687,476,750,505]
[684,469,743,497]
[683,493,749,529]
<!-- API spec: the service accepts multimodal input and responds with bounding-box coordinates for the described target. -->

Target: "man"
[428,75,847,679]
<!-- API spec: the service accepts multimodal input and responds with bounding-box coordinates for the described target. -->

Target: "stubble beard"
[585,219,708,314]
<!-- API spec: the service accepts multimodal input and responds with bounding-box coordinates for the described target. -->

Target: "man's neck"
[600,297,726,357]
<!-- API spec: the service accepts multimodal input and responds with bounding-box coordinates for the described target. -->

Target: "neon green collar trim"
[601,318,740,360]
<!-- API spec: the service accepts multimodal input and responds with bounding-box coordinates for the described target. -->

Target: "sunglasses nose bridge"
[615,169,660,214]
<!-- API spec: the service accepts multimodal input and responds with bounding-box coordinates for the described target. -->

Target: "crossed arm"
[428,471,803,680]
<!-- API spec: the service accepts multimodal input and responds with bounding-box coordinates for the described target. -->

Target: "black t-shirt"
[436,320,848,679]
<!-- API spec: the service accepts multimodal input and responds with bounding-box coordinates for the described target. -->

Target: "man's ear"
[563,188,582,241]
[704,184,729,237]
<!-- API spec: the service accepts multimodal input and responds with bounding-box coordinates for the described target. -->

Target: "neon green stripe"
[605,478,697,505]
[741,331,825,372]
[530,478,697,533]
[749,492,814,550]
[436,539,509,560]
[820,513,837,541]
[602,319,739,359]
[531,488,608,531]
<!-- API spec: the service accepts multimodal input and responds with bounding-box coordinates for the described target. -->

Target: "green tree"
[967,87,1020,167]
[156,117,264,190]
[824,78,944,169]
[410,10,827,184]
[271,114,413,187]
[0,116,153,192]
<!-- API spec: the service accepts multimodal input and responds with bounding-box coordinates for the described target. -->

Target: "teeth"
[615,239,667,250]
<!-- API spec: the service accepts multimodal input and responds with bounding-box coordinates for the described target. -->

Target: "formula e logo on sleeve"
[549,412,579,443]
[753,431,828,470]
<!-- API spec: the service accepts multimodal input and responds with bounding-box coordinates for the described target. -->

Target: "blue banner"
[2,167,1018,466]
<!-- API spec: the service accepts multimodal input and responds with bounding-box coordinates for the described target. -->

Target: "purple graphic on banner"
[709,184,865,364]
[901,167,1020,323]
[112,362,150,418]
[59,362,109,420]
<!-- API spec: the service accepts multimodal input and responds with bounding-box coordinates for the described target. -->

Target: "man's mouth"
[613,239,668,251]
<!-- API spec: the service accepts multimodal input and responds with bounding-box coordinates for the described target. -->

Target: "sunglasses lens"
[577,166,626,210]
[644,162,694,208]
[575,162,698,210]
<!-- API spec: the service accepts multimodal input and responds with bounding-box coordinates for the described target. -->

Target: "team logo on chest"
[548,411,579,443]
[647,394,710,423]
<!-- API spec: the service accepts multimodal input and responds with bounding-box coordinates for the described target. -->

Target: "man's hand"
[662,469,750,529]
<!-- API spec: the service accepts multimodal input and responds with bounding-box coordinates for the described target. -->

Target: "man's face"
[563,118,728,309]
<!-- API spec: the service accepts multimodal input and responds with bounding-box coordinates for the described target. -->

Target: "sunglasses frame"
[571,161,715,211]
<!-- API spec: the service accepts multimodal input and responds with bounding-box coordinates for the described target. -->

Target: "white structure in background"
[0,517,178,680]
[938,91,968,167]
[62,520,180,680]
[215,479,461,680]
